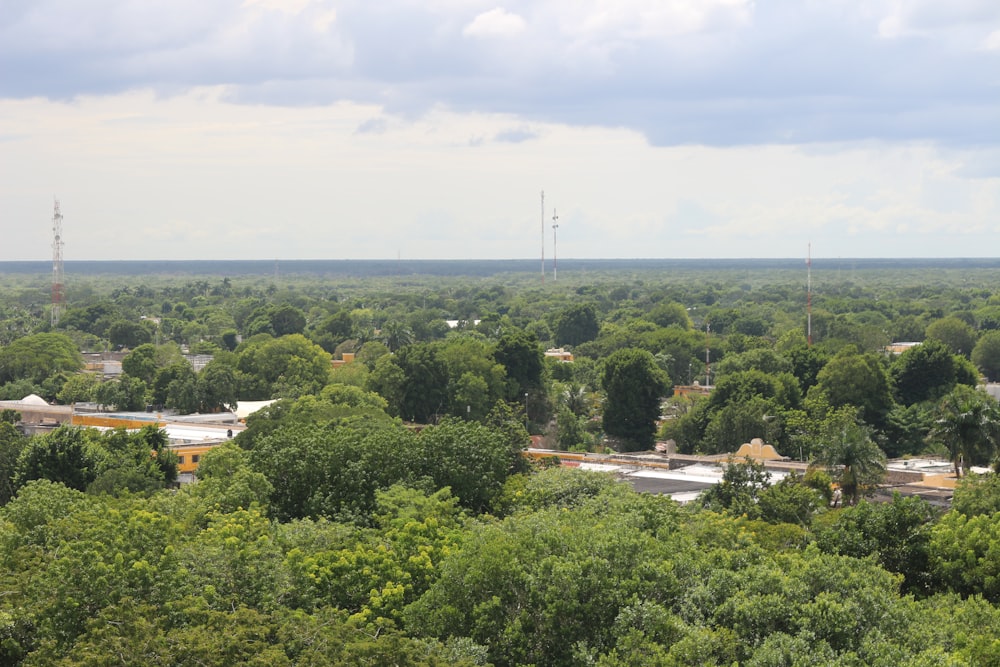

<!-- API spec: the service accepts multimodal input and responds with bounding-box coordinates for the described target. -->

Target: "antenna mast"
[51,199,65,327]
[807,242,812,347]
[552,209,559,281]
[540,191,545,283]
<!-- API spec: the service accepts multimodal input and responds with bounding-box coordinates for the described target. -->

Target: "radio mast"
[51,199,65,327]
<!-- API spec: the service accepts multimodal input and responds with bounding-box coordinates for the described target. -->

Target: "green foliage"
[248,415,521,522]
[926,316,977,358]
[700,457,771,519]
[951,473,1000,517]
[891,338,971,405]
[601,347,670,451]
[814,495,936,595]
[493,327,544,400]
[404,495,681,667]
[973,330,1000,381]
[554,302,600,347]
[236,333,333,400]
[928,385,1000,477]
[812,346,894,428]
[812,418,886,505]
[393,343,449,423]
[757,474,824,527]
[930,511,1000,601]
[15,426,105,492]
[0,333,83,385]
[0,422,28,505]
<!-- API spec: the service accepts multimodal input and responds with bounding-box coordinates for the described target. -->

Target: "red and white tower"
[51,199,65,326]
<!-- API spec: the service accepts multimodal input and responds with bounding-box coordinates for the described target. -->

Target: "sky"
[1,0,999,261]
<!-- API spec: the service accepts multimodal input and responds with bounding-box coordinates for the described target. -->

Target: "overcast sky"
[2,0,999,261]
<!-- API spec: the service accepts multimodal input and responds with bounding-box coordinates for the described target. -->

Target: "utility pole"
[51,199,65,327]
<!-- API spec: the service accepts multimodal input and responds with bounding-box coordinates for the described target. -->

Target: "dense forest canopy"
[5,260,1000,663]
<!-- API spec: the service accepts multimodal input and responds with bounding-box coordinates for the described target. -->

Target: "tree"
[812,346,893,428]
[554,303,600,347]
[121,343,158,384]
[601,348,670,451]
[972,330,1000,381]
[890,338,969,406]
[0,333,83,385]
[107,319,153,350]
[0,421,27,505]
[365,355,407,417]
[700,456,771,519]
[926,316,977,358]
[813,418,886,505]
[394,343,449,423]
[814,495,936,594]
[236,334,333,400]
[57,373,100,404]
[928,385,1000,477]
[493,328,544,400]
[197,360,239,412]
[15,426,105,492]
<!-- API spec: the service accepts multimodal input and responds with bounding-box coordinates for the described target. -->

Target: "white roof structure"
[19,394,49,405]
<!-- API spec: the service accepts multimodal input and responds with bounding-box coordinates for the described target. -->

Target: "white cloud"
[463,8,526,38]
[985,30,1000,50]
[2,90,998,261]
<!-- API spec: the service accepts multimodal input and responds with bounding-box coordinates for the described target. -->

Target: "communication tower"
[51,199,65,327]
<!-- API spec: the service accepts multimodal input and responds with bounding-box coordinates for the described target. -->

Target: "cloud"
[494,126,537,143]
[463,8,526,38]
[1,0,998,148]
[355,117,388,134]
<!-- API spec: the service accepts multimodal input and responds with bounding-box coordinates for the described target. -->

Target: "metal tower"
[51,199,65,327]
[552,209,559,281]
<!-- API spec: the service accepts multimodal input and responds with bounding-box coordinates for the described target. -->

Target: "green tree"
[121,343,158,384]
[813,419,886,505]
[0,421,28,505]
[107,319,153,350]
[236,334,333,400]
[394,343,449,423]
[197,360,239,412]
[554,303,600,347]
[814,495,936,594]
[812,346,894,428]
[928,385,1000,477]
[601,348,670,451]
[494,328,544,400]
[972,330,1000,381]
[15,426,105,492]
[57,373,100,404]
[951,472,1000,517]
[700,456,771,519]
[0,333,83,385]
[366,354,407,417]
[926,316,977,358]
[890,338,970,406]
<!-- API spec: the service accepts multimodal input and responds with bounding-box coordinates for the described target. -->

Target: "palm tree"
[813,417,886,505]
[380,320,414,352]
[929,385,1000,478]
